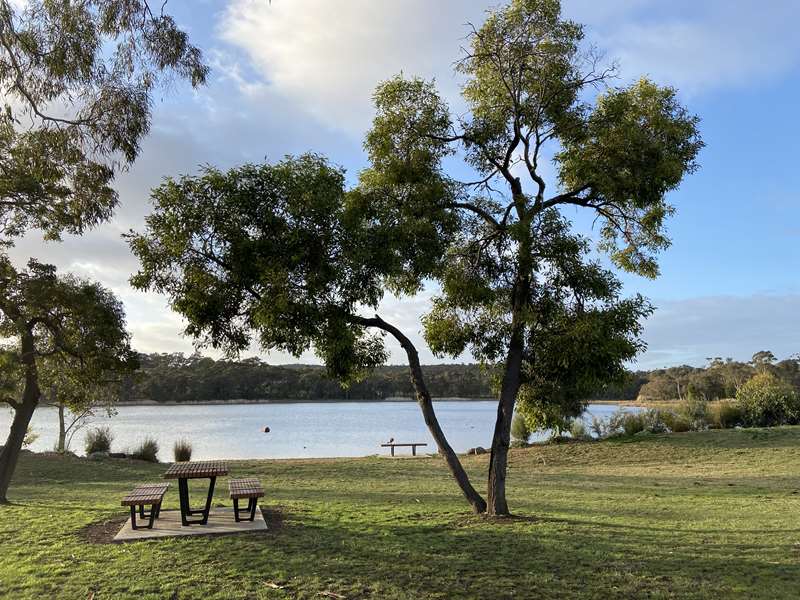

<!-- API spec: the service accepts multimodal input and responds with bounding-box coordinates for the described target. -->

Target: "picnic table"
[380,442,428,456]
[163,460,229,526]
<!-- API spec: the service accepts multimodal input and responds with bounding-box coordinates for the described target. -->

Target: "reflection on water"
[1,401,639,460]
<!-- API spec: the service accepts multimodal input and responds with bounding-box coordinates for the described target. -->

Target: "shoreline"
[38,398,647,408]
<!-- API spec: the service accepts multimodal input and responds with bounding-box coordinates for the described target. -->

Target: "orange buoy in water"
[262,426,270,433]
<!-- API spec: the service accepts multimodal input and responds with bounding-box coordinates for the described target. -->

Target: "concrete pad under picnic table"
[113,506,266,542]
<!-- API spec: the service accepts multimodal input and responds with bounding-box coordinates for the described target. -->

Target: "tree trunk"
[486,330,524,516]
[0,333,40,503]
[56,402,66,454]
[354,315,487,514]
[487,199,531,517]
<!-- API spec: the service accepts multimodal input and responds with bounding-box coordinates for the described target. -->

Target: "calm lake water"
[1,401,639,460]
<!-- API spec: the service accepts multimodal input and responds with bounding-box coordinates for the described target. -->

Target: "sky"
[9,0,800,370]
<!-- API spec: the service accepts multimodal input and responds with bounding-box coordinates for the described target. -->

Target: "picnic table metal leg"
[178,477,191,526]
[248,497,258,521]
[130,505,138,530]
[177,475,218,526]
[200,476,216,525]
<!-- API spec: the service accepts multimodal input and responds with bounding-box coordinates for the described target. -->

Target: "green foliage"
[84,427,113,455]
[659,410,691,433]
[511,412,531,444]
[128,154,414,386]
[679,393,709,430]
[558,79,703,277]
[0,257,138,380]
[130,437,159,463]
[173,438,192,462]
[708,401,744,429]
[0,0,207,243]
[736,373,800,427]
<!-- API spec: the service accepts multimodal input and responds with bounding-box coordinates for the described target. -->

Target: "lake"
[1,401,639,460]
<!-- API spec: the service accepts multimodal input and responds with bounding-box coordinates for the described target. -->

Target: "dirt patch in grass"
[77,516,128,544]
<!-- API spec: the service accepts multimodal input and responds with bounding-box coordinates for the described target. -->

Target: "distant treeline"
[128,353,493,402]
[127,351,800,404]
[592,351,800,402]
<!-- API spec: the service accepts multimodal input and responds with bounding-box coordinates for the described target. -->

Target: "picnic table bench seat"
[121,483,170,530]
[228,478,264,522]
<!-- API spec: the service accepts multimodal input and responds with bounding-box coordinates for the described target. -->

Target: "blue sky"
[13,0,800,369]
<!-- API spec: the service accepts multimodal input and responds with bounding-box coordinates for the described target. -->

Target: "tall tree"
[362,0,701,514]
[0,0,205,500]
[0,258,137,502]
[130,0,701,515]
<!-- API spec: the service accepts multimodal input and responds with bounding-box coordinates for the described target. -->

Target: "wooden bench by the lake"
[229,478,264,522]
[121,483,170,530]
[380,442,428,457]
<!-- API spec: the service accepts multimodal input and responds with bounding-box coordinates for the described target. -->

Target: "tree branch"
[447,202,501,229]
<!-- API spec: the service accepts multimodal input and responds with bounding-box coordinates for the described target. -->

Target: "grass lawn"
[1,427,799,599]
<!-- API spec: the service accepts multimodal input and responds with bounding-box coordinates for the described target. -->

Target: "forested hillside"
[128,353,493,402]
[126,351,800,403]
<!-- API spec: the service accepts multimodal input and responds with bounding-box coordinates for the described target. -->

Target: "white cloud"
[217,0,800,141]
[218,0,489,135]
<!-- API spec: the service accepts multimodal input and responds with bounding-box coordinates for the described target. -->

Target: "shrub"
[606,409,627,436]
[643,409,670,434]
[590,416,605,438]
[736,373,800,427]
[620,412,647,436]
[708,400,743,429]
[85,427,113,455]
[660,410,691,433]
[173,438,193,462]
[678,393,709,430]
[511,412,531,444]
[131,437,159,463]
[569,419,590,441]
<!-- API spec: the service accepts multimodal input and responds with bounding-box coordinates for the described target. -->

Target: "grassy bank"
[1,427,799,599]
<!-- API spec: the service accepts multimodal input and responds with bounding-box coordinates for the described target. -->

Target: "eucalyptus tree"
[0,0,206,501]
[130,0,702,515]
[0,258,136,502]
[364,0,701,514]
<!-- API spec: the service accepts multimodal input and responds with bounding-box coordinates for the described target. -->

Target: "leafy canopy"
[0,256,137,406]
[129,154,441,383]
[0,0,207,242]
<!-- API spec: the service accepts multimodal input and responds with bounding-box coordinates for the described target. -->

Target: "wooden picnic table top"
[163,460,229,480]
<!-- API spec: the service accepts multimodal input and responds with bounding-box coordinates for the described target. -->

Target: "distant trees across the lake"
[124,350,800,404]
[129,353,494,402]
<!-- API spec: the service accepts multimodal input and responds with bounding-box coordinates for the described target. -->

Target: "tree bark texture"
[0,332,40,503]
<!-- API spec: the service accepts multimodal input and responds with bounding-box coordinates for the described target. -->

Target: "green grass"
[2,427,800,599]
